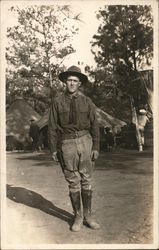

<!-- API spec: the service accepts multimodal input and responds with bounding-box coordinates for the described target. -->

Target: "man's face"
[65,75,81,94]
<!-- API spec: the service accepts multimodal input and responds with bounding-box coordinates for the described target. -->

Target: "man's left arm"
[88,100,100,160]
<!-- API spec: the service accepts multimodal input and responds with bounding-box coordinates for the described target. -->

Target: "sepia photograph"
[0,0,158,249]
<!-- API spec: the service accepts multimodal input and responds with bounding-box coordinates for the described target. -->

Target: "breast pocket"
[58,107,70,126]
[79,105,89,126]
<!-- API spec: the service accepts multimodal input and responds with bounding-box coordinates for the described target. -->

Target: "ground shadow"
[95,149,153,175]
[15,153,55,167]
[13,148,152,169]
[7,184,74,227]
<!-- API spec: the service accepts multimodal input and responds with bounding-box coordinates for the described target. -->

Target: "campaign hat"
[58,65,88,84]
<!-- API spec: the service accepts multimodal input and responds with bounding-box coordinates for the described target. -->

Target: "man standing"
[29,119,41,152]
[137,108,149,152]
[104,126,115,151]
[48,65,100,232]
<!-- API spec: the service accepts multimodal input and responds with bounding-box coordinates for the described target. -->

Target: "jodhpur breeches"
[61,133,93,192]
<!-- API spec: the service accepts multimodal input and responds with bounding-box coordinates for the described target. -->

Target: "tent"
[36,110,49,130]
[96,108,126,129]
[6,98,41,149]
[138,70,153,113]
[36,90,126,130]
[36,107,126,150]
[36,108,126,131]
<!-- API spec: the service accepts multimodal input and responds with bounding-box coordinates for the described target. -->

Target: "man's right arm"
[48,100,58,156]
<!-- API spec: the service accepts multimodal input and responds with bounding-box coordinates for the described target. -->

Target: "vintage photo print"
[0,0,159,249]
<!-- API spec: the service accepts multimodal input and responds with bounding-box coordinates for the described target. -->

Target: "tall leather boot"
[69,191,83,232]
[81,189,100,230]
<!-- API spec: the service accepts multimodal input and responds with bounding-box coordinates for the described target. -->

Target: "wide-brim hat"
[58,65,88,84]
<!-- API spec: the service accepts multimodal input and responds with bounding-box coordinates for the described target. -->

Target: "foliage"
[89,5,153,113]
[6,5,79,113]
[92,5,153,70]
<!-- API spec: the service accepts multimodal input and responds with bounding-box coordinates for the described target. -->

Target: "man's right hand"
[51,151,58,162]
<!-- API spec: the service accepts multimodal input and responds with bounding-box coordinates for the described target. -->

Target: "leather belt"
[61,130,89,140]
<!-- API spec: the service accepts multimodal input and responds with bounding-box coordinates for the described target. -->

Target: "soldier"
[104,126,115,151]
[137,108,149,152]
[29,119,41,152]
[48,65,100,232]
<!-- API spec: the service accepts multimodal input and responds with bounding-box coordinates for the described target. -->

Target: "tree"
[91,5,153,107]
[6,5,79,113]
[92,5,153,70]
[89,5,153,149]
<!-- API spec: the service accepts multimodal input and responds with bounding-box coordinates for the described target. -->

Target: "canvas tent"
[36,108,126,131]
[6,98,41,149]
[36,110,49,130]
[36,107,126,149]
[130,70,153,150]
[96,108,126,129]
[132,70,153,113]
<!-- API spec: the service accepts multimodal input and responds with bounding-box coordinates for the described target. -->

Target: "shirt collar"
[64,91,79,99]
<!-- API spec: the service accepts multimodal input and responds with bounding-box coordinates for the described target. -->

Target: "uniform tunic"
[48,92,99,153]
[48,92,100,192]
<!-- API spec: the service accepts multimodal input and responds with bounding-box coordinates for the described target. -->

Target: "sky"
[63,2,102,68]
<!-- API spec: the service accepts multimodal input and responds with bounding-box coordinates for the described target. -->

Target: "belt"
[61,130,89,140]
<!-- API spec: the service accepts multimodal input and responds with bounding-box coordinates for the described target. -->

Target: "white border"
[1,0,158,249]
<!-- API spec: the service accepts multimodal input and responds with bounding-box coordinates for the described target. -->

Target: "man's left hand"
[91,150,99,161]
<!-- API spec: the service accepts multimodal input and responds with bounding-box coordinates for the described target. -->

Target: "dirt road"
[5,148,153,246]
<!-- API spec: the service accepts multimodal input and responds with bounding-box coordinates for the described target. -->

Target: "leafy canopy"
[6,5,79,113]
[92,5,153,71]
[84,5,153,120]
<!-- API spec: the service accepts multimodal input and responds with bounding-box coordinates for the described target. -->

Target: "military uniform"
[48,92,99,191]
[48,66,100,232]
[29,121,40,151]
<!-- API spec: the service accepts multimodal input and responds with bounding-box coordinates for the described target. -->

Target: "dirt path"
[5,148,153,246]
